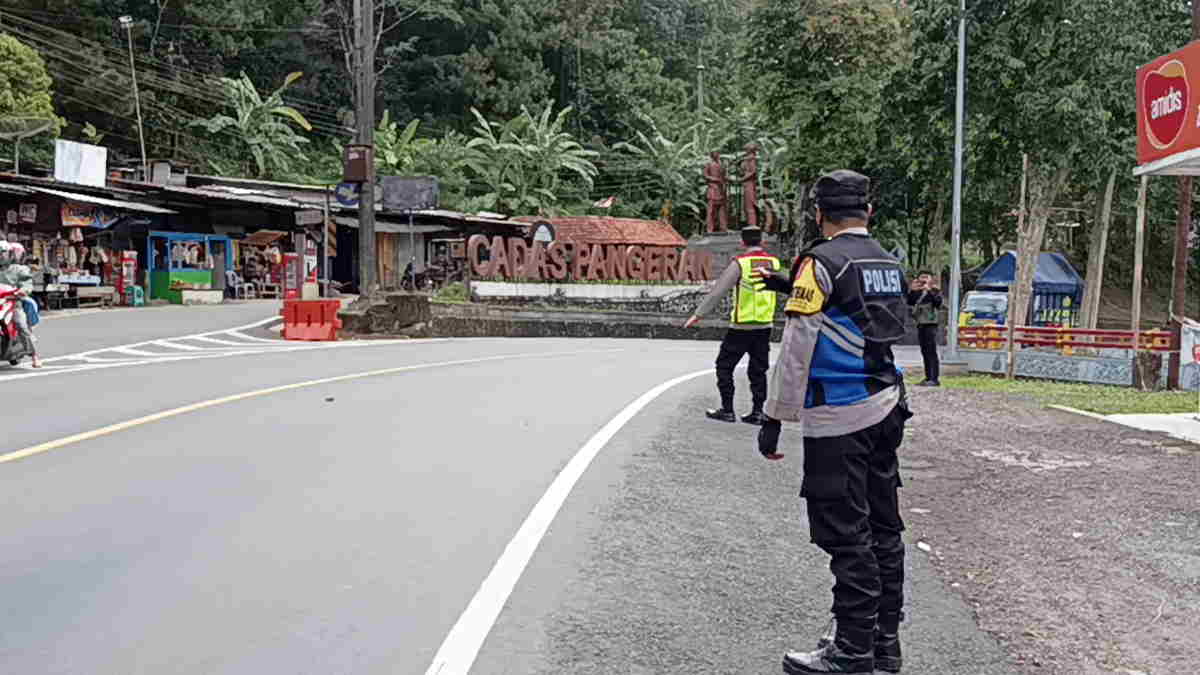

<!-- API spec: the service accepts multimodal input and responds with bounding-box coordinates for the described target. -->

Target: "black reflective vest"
[794,233,909,405]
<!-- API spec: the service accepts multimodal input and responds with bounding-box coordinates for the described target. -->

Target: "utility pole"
[945,0,967,365]
[119,16,149,182]
[1169,3,1200,388]
[355,0,377,295]
[1006,153,1028,380]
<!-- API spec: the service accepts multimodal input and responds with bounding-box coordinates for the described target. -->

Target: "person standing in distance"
[907,271,942,386]
[755,171,912,675]
[684,226,781,425]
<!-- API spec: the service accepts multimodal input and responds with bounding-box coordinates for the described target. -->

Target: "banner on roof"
[61,202,122,228]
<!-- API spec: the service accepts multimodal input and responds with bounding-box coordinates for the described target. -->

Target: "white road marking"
[0,338,458,383]
[0,349,628,465]
[151,339,204,351]
[424,367,715,675]
[226,330,279,344]
[186,335,256,347]
[40,315,285,363]
[112,346,162,357]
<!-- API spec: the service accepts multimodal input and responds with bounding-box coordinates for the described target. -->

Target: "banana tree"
[192,71,313,178]
[613,116,706,223]
[466,105,598,215]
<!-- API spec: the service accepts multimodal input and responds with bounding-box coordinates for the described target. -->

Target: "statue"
[741,143,759,228]
[704,152,729,233]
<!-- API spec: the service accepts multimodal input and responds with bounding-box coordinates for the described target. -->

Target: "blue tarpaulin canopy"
[975,251,1083,299]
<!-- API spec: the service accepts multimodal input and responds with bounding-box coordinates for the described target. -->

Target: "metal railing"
[958,325,1176,353]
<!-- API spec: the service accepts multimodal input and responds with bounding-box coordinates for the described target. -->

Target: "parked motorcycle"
[0,284,34,367]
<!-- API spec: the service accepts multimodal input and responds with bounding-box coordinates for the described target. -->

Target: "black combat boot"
[706,408,737,422]
[873,613,902,673]
[782,620,874,674]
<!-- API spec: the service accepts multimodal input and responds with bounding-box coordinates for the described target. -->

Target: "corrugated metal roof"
[156,185,302,209]
[28,186,177,214]
[334,216,454,234]
[513,216,687,247]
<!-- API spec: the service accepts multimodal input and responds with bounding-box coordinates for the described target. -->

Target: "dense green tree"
[0,32,64,169]
[742,0,913,176]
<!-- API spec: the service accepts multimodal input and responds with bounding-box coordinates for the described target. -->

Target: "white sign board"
[54,139,108,188]
[294,209,324,226]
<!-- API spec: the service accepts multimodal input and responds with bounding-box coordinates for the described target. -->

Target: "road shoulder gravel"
[480,383,1016,674]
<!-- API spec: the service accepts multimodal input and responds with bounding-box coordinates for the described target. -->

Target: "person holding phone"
[906,271,942,386]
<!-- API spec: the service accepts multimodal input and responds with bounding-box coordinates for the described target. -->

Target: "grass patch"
[933,374,1199,415]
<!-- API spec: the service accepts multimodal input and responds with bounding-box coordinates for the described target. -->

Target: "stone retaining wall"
[338,292,783,342]
[431,302,783,341]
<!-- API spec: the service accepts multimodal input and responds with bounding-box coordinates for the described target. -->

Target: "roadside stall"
[146,231,232,304]
[962,251,1084,328]
[1,182,175,308]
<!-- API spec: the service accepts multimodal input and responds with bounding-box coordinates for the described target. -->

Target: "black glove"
[757,416,784,460]
[757,271,792,294]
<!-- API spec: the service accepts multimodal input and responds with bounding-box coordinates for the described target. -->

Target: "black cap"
[812,170,870,210]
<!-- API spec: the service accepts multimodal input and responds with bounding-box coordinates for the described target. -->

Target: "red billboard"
[1137,41,1200,166]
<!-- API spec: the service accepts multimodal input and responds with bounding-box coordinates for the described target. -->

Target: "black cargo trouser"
[802,403,909,626]
[714,327,771,412]
[917,323,939,382]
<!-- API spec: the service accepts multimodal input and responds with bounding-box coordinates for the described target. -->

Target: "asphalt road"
[0,305,1015,674]
[32,300,283,359]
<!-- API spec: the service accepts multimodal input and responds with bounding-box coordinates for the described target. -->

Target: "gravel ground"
[493,380,1198,675]
[518,386,1016,674]
[900,386,1200,674]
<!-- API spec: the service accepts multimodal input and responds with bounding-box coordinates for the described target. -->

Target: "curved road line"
[0,348,626,466]
[41,315,285,364]
[424,366,716,675]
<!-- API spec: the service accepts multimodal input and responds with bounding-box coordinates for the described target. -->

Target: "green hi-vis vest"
[732,252,782,325]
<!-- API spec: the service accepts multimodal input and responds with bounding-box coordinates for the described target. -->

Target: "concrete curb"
[1048,404,1200,447]
[1046,404,1111,422]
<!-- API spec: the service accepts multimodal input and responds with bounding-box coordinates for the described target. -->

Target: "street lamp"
[118,15,149,182]
[945,0,967,364]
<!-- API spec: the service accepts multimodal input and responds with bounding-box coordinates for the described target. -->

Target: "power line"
[1,7,336,34]
[6,24,350,138]
[0,11,349,127]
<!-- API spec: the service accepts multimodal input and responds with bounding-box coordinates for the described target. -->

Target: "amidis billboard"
[1137,42,1200,166]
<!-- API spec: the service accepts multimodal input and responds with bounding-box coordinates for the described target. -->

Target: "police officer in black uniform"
[756,170,912,675]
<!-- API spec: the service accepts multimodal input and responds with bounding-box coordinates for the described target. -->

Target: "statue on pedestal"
[741,143,759,229]
[704,152,729,233]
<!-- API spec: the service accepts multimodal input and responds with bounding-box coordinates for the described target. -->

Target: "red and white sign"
[1137,42,1200,165]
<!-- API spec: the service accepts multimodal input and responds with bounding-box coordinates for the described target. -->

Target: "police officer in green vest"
[685,226,782,424]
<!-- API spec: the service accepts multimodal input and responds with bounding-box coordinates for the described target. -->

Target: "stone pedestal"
[339,292,432,336]
[686,231,782,275]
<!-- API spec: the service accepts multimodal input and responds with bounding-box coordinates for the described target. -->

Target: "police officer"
[756,171,912,674]
[685,226,781,425]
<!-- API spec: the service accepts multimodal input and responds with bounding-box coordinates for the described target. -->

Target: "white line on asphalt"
[0,348,629,465]
[152,340,204,351]
[226,330,279,344]
[186,335,256,347]
[423,367,715,675]
[111,346,162,357]
[0,338,457,383]
[41,315,284,364]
